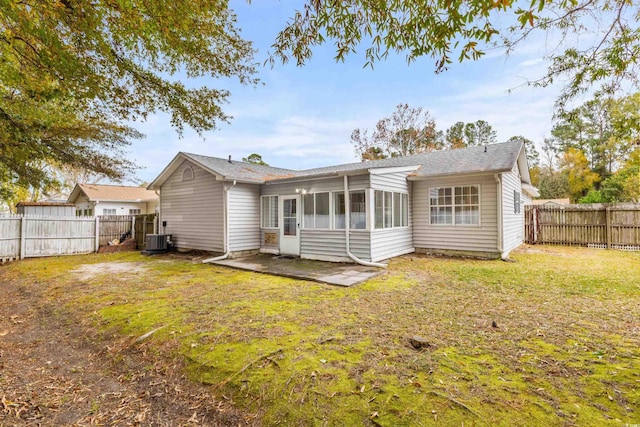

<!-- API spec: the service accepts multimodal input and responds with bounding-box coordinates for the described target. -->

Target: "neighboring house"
[67,184,159,216]
[16,202,76,216]
[148,140,539,262]
[532,198,571,207]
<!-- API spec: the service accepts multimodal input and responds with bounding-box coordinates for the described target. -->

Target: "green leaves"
[0,0,258,204]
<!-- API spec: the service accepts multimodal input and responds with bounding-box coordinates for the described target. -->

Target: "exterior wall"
[501,168,526,255]
[96,201,150,216]
[160,159,224,251]
[17,205,76,216]
[73,195,94,215]
[228,183,260,252]
[412,174,499,256]
[370,171,414,262]
[260,174,372,261]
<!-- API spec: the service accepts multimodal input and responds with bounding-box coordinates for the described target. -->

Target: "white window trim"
[332,189,368,231]
[374,190,410,230]
[302,192,332,230]
[260,195,279,229]
[428,185,482,227]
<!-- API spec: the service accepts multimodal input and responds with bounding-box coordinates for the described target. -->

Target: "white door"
[279,195,300,256]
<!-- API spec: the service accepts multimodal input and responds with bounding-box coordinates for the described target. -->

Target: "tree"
[0,1,257,204]
[445,122,466,149]
[444,120,496,149]
[242,154,269,165]
[351,104,443,160]
[271,1,640,110]
[559,148,600,202]
[464,120,497,146]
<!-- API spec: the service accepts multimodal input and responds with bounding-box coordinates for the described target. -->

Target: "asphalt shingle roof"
[181,140,524,183]
[75,184,159,202]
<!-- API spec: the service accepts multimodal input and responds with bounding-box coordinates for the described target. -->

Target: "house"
[532,198,571,207]
[16,201,76,216]
[148,140,539,262]
[67,184,159,216]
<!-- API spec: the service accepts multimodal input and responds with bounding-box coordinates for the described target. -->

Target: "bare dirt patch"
[70,262,148,282]
[0,270,246,426]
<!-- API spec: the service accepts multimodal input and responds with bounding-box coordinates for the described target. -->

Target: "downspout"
[495,174,504,258]
[343,175,387,268]
[203,180,237,263]
[154,190,160,234]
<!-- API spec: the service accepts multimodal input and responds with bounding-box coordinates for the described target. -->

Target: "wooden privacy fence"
[525,204,640,250]
[0,214,157,262]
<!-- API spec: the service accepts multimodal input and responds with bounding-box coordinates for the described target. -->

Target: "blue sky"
[129,1,563,184]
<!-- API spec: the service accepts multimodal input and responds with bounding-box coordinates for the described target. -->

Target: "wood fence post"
[20,215,27,260]
[131,215,136,238]
[95,216,100,252]
[605,207,611,249]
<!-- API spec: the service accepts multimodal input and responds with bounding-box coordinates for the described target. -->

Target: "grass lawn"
[3,245,639,426]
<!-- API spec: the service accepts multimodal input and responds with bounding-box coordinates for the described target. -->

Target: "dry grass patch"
[2,246,639,426]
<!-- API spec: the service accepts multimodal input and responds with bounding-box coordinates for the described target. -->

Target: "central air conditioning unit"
[144,234,172,254]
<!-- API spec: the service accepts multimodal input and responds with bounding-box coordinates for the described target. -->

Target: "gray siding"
[261,175,369,196]
[260,174,371,261]
[370,171,414,261]
[501,168,525,255]
[300,230,371,262]
[228,184,260,251]
[160,160,224,251]
[371,228,413,261]
[412,174,499,254]
[370,171,411,192]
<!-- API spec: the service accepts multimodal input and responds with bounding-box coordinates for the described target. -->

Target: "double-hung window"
[261,195,278,228]
[103,208,117,215]
[374,191,408,229]
[334,191,366,229]
[129,208,141,215]
[429,186,479,225]
[303,192,330,229]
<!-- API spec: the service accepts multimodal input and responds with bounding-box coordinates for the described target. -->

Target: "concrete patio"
[207,254,385,286]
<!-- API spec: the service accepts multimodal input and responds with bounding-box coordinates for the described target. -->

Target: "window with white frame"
[334,191,366,229]
[375,191,409,229]
[261,195,278,228]
[129,208,141,215]
[429,185,479,225]
[303,192,330,229]
[103,208,117,215]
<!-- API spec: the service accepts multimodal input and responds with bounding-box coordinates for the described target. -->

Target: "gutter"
[203,180,237,263]
[343,175,387,268]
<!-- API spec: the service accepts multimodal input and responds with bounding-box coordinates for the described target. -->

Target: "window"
[182,166,194,181]
[84,209,92,216]
[514,190,521,214]
[429,185,479,225]
[103,208,117,215]
[129,208,141,215]
[261,196,278,228]
[334,191,366,229]
[303,192,330,229]
[76,209,82,217]
[375,191,409,229]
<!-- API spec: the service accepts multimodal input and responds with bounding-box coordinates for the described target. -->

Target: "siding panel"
[228,184,260,251]
[502,169,525,254]
[160,160,224,251]
[412,174,499,255]
[300,230,371,262]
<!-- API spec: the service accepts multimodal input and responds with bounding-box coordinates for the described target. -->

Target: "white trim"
[368,165,421,175]
[428,184,482,227]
